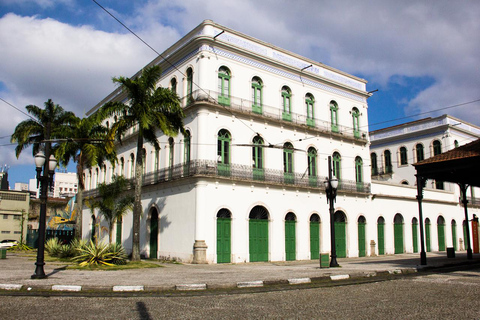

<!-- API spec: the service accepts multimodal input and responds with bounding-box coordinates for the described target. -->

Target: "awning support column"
[416,175,427,265]
[459,183,473,260]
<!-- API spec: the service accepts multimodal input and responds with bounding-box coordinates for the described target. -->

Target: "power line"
[0,97,37,122]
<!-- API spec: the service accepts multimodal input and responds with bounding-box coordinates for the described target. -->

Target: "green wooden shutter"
[149,213,158,259]
[249,219,268,262]
[358,222,366,257]
[438,223,445,251]
[394,223,404,254]
[310,222,320,260]
[335,222,346,258]
[116,219,122,245]
[452,223,457,251]
[285,221,296,261]
[426,222,431,252]
[412,222,418,253]
[217,218,231,263]
[378,222,385,255]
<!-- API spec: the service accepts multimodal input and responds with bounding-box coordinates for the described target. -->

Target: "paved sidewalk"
[1,251,479,292]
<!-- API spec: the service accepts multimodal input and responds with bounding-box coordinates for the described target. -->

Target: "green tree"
[101,65,185,260]
[11,99,75,157]
[54,115,116,240]
[93,175,134,244]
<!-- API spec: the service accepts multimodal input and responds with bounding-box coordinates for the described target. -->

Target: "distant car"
[0,240,18,249]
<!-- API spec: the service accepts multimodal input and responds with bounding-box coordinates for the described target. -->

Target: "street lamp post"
[324,156,339,267]
[31,147,56,279]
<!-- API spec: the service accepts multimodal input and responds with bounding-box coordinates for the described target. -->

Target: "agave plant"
[72,240,128,266]
[45,238,63,257]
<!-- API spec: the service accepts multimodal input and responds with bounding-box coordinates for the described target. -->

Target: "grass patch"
[66,260,163,270]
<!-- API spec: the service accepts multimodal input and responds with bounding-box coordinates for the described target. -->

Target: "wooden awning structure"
[413,138,480,264]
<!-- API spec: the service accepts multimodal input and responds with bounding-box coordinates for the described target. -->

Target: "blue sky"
[1,0,479,186]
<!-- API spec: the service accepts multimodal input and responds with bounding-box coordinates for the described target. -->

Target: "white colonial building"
[82,20,480,263]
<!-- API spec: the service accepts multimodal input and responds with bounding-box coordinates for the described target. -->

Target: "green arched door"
[334,211,346,258]
[285,213,296,261]
[249,206,269,262]
[149,209,158,259]
[451,220,457,251]
[116,217,122,245]
[394,214,404,254]
[358,216,366,257]
[412,218,418,253]
[310,214,320,260]
[217,209,232,263]
[437,216,446,251]
[377,217,385,255]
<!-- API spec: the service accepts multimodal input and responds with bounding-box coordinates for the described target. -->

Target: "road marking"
[330,274,350,281]
[52,285,82,292]
[0,284,22,290]
[237,281,264,288]
[288,278,311,284]
[175,284,207,291]
[113,285,144,292]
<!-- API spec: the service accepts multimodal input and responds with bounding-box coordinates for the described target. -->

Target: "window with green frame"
[184,131,191,175]
[186,68,193,101]
[168,138,174,179]
[432,140,443,189]
[252,135,264,180]
[355,156,363,191]
[371,152,378,175]
[306,93,315,127]
[384,150,393,174]
[218,66,231,106]
[281,86,292,121]
[154,149,159,182]
[120,157,124,176]
[283,142,294,184]
[142,148,147,177]
[330,101,339,133]
[332,152,341,180]
[307,147,317,186]
[252,77,263,114]
[416,143,424,162]
[130,153,135,178]
[352,108,360,138]
[217,129,231,176]
[400,147,408,165]
[170,77,177,94]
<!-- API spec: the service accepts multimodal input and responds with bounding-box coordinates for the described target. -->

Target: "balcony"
[182,90,368,142]
[84,159,371,197]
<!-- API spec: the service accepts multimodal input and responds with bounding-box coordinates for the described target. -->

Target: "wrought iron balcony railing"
[84,159,371,197]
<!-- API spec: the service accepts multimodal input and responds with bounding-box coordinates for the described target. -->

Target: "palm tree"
[11,99,75,158]
[54,114,117,240]
[101,65,185,260]
[93,175,134,244]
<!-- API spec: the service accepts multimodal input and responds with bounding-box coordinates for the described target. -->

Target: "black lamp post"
[31,149,56,279]
[324,156,339,267]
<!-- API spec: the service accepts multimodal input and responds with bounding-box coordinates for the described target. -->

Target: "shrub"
[72,240,128,266]
[45,238,62,257]
[108,243,127,265]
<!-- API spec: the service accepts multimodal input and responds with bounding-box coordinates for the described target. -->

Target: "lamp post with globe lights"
[324,156,339,267]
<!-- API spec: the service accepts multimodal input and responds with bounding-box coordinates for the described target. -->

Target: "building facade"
[0,190,29,242]
[82,20,480,263]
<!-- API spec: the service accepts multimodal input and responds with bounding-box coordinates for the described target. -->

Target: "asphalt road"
[2,267,479,319]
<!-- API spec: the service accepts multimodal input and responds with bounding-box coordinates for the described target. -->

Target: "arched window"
[184,130,191,166]
[129,153,135,178]
[433,140,442,156]
[283,142,294,184]
[384,150,392,174]
[154,149,160,172]
[352,107,360,138]
[281,86,292,121]
[251,77,263,114]
[142,148,147,176]
[330,101,339,133]
[371,152,378,175]
[252,135,264,181]
[308,147,317,186]
[306,93,315,127]
[355,156,363,190]
[400,147,408,165]
[416,143,424,162]
[186,68,193,99]
[170,77,177,94]
[168,137,174,179]
[120,157,125,176]
[218,66,231,106]
[454,140,459,148]
[217,129,231,176]
[333,152,341,180]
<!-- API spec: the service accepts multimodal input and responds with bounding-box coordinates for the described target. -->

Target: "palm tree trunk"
[131,133,144,261]
[74,157,85,240]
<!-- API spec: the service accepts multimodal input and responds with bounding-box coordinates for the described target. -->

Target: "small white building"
[82,20,480,263]
[29,172,78,199]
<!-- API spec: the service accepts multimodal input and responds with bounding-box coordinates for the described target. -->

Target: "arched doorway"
[334,211,347,258]
[412,217,418,253]
[285,212,296,261]
[425,218,431,252]
[149,208,159,259]
[358,216,366,257]
[310,214,320,260]
[377,217,385,255]
[116,216,122,245]
[249,206,269,262]
[217,209,232,263]
[90,215,96,242]
[451,220,457,250]
[394,214,404,254]
[437,216,446,251]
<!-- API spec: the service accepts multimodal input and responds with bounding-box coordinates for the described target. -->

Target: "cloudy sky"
[1,0,480,186]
